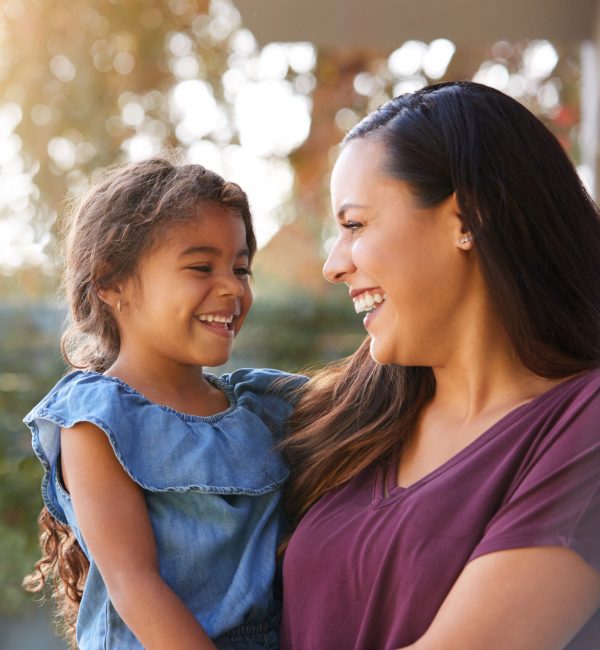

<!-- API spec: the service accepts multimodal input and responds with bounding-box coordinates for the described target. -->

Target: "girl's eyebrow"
[179,245,250,258]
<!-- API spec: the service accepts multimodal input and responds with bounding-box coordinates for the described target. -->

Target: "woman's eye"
[342,221,363,232]
[235,267,252,277]
[190,265,212,273]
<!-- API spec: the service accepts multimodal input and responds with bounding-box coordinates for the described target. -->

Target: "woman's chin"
[369,339,421,367]
[369,339,395,365]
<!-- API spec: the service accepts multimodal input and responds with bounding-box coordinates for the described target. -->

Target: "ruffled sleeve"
[220,367,307,442]
[24,369,306,525]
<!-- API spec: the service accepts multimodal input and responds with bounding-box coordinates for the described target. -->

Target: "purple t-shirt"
[282,369,600,649]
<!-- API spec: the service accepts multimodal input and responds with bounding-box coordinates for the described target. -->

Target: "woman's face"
[324,137,477,366]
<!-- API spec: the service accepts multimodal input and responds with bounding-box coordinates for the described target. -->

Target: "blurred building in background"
[0,1,597,646]
[237,0,599,292]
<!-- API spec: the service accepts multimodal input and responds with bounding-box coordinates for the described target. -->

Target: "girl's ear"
[96,284,123,309]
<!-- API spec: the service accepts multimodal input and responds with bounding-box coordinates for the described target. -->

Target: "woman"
[281,81,600,649]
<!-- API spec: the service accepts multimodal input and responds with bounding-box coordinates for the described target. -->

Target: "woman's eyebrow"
[337,203,368,220]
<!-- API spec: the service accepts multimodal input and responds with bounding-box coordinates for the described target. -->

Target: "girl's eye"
[190,265,212,273]
[235,267,252,277]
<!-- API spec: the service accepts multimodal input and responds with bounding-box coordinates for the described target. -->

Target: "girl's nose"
[218,272,246,297]
[323,238,354,284]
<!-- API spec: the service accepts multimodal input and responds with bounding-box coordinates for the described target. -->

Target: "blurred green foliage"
[0,303,65,613]
[0,294,363,614]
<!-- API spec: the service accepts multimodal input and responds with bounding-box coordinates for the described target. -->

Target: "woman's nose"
[323,238,354,284]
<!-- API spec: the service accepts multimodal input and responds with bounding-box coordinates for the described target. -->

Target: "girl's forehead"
[152,208,248,255]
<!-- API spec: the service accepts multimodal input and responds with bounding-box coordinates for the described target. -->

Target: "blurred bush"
[0,303,65,613]
[0,294,363,614]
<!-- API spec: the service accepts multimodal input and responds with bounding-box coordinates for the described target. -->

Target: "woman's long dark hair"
[23,159,256,647]
[283,81,600,530]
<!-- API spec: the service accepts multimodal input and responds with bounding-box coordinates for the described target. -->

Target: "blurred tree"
[0,0,251,274]
[0,0,585,621]
[258,38,582,295]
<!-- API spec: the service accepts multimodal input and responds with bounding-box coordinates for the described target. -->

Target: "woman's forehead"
[332,139,384,193]
[331,138,411,211]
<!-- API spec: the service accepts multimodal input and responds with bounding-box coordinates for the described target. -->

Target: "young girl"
[24,159,299,650]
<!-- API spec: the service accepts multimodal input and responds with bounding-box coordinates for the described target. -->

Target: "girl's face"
[324,138,476,367]
[116,205,253,370]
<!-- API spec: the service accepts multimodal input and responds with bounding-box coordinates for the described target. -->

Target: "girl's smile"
[194,310,239,337]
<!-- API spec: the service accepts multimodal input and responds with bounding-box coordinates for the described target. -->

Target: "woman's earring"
[458,234,474,245]
[116,300,122,313]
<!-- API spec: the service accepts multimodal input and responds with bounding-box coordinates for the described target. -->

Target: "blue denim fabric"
[24,368,303,650]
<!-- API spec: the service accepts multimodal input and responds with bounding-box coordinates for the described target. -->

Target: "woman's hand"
[61,422,217,650]
[396,546,600,650]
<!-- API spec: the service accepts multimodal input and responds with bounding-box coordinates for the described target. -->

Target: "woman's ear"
[447,193,475,251]
[456,232,475,250]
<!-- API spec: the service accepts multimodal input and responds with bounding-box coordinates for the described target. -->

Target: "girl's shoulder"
[24,369,303,506]
[217,367,308,439]
[25,370,133,420]
[218,367,307,405]
[24,370,178,439]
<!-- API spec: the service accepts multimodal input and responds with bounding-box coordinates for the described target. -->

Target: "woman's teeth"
[353,292,386,314]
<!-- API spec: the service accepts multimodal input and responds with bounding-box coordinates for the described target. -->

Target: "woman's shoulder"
[553,366,600,396]
[536,367,600,427]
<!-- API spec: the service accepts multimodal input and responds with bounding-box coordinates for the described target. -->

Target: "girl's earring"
[458,234,474,245]
[116,300,122,313]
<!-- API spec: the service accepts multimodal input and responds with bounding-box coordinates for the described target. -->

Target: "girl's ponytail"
[23,508,88,648]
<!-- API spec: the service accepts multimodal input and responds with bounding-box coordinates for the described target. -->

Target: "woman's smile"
[350,288,388,329]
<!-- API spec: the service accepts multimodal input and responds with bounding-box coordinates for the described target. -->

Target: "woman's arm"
[61,421,217,650]
[399,546,600,650]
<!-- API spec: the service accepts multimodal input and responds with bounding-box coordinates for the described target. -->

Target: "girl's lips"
[195,318,235,338]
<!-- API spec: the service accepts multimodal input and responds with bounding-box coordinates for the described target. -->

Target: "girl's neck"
[105,354,229,418]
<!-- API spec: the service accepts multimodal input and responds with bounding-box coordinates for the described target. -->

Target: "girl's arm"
[61,421,217,650]
[398,546,600,650]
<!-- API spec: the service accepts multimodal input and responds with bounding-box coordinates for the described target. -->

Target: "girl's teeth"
[197,314,235,324]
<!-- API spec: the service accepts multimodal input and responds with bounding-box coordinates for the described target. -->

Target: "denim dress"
[24,367,303,650]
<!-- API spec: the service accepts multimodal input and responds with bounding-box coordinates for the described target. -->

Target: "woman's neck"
[430,324,562,426]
